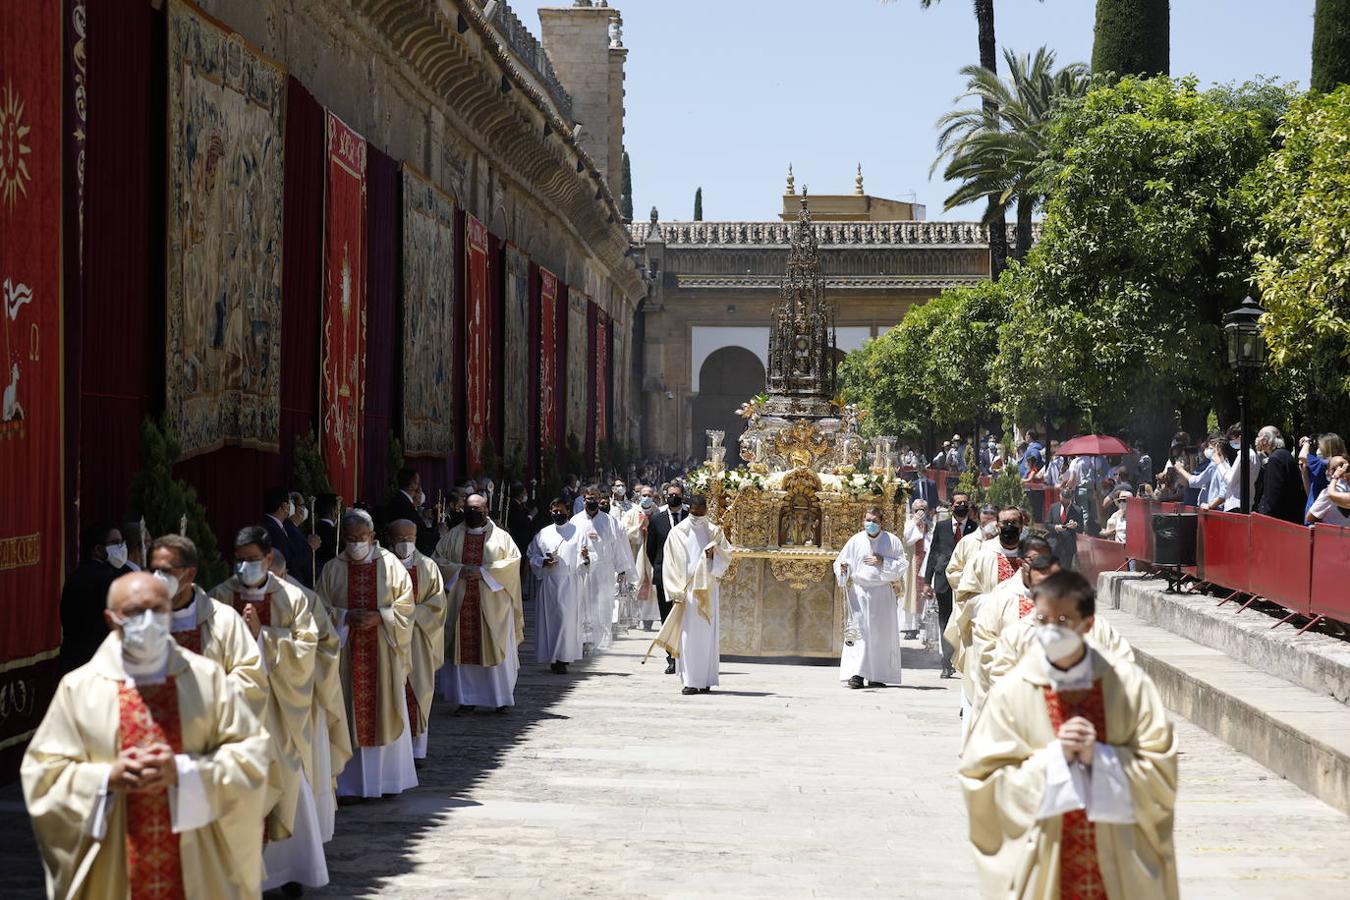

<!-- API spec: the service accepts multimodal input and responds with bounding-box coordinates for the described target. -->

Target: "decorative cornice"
[628,220,1032,249]
[673,274,987,291]
[351,0,642,299]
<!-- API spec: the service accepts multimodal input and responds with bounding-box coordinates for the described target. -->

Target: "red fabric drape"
[489,233,505,466]
[362,144,400,505]
[321,111,367,504]
[538,269,560,468]
[464,214,490,474]
[1,0,64,662]
[527,261,541,479]
[453,208,466,481]
[585,301,599,465]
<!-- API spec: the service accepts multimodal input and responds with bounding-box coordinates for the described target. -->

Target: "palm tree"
[933,47,1089,260]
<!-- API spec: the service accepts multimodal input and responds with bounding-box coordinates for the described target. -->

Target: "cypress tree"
[1313,0,1350,92]
[1091,0,1170,79]
[620,151,634,222]
[693,187,703,221]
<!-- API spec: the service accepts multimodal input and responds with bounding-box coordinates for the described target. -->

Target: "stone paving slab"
[3,618,1350,897]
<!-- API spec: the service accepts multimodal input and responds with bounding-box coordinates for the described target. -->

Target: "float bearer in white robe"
[22,573,270,900]
[389,519,448,759]
[436,493,524,711]
[209,526,326,892]
[960,570,1178,899]
[649,495,732,694]
[570,486,637,653]
[531,497,586,673]
[899,499,935,638]
[316,509,417,799]
[834,506,908,689]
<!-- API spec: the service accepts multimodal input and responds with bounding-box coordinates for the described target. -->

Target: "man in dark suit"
[1255,426,1307,524]
[922,490,978,678]
[314,493,339,574]
[1046,485,1084,571]
[284,490,318,587]
[261,486,303,574]
[385,466,440,555]
[907,471,940,510]
[644,483,686,674]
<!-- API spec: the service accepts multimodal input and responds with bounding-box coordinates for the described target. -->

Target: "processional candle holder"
[706,430,727,473]
[869,436,896,476]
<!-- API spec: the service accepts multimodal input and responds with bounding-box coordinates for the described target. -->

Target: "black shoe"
[643,621,654,631]
[681,686,698,695]
[454,705,475,715]
[495,705,510,714]
[557,662,569,674]
[665,659,677,675]
[281,883,304,898]
[868,681,886,688]
[941,664,956,679]
[902,630,919,640]
[549,661,562,674]
[847,675,864,689]
[698,687,711,693]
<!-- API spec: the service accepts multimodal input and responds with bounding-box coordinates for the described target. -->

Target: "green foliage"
[693,187,703,222]
[620,151,634,222]
[995,77,1291,444]
[955,445,980,500]
[386,433,404,498]
[290,429,333,501]
[128,417,228,587]
[982,454,1027,511]
[1313,0,1350,93]
[1091,0,1170,79]
[1245,85,1350,429]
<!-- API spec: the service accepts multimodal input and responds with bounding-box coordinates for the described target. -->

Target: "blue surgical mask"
[864,522,881,537]
[640,497,655,510]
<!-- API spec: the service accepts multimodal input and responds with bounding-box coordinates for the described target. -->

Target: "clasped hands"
[1057,716,1097,765]
[345,609,382,631]
[109,743,178,793]
[241,602,264,638]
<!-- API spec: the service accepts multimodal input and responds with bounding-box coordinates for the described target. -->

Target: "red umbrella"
[1055,434,1132,457]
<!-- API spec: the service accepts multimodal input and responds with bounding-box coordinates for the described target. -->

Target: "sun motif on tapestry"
[0,80,33,213]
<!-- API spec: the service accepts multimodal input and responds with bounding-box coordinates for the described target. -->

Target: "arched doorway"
[692,346,766,465]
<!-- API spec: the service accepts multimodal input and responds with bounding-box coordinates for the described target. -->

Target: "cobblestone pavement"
[3,612,1349,898]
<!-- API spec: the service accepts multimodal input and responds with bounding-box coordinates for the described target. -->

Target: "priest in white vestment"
[570,486,637,653]
[960,571,1179,899]
[316,509,417,799]
[389,519,449,759]
[624,486,662,630]
[531,497,586,673]
[900,499,935,637]
[650,495,733,694]
[833,507,908,688]
[436,493,524,711]
[22,573,270,900]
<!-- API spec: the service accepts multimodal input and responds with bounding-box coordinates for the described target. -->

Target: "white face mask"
[104,542,128,569]
[118,609,171,665]
[297,506,309,524]
[285,501,296,517]
[1203,447,1215,461]
[688,512,706,522]
[236,559,268,588]
[1036,623,1084,664]
[981,522,998,539]
[394,541,415,560]
[152,570,180,599]
[347,540,373,562]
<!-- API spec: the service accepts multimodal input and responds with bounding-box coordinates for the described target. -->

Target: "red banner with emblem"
[465,214,490,473]
[538,268,559,464]
[0,1,63,665]
[595,312,609,449]
[322,111,367,503]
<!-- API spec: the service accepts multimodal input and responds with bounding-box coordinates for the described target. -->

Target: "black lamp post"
[1223,296,1267,514]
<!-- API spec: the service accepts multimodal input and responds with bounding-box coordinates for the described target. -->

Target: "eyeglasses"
[1032,614,1081,627]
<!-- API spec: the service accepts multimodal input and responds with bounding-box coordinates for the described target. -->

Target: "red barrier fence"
[1076,535,1128,585]
[1118,498,1350,627]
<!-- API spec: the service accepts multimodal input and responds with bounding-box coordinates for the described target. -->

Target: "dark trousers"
[653,565,674,660]
[937,588,954,668]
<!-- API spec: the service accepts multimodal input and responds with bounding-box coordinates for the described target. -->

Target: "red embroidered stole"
[405,565,422,736]
[1042,681,1109,900]
[171,627,202,655]
[119,679,186,900]
[456,533,487,666]
[230,590,272,626]
[996,554,1022,583]
[1018,594,1035,619]
[913,533,927,587]
[347,562,380,747]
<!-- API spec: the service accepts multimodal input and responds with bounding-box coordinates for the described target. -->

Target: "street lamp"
[1223,295,1267,514]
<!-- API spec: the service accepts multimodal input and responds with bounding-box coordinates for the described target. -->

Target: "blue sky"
[512,1,1315,222]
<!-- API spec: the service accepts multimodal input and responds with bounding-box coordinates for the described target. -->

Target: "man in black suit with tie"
[261,486,305,576]
[314,493,339,574]
[645,483,686,674]
[385,467,440,556]
[1046,485,1084,571]
[907,471,940,510]
[923,490,977,678]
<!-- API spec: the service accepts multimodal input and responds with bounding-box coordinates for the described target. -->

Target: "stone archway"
[692,346,766,464]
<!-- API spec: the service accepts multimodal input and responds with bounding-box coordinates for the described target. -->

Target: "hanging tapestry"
[538,268,559,463]
[165,0,285,458]
[0,0,63,663]
[596,311,609,450]
[464,214,490,473]
[322,111,366,503]
[565,289,588,447]
[502,244,530,466]
[401,165,456,457]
